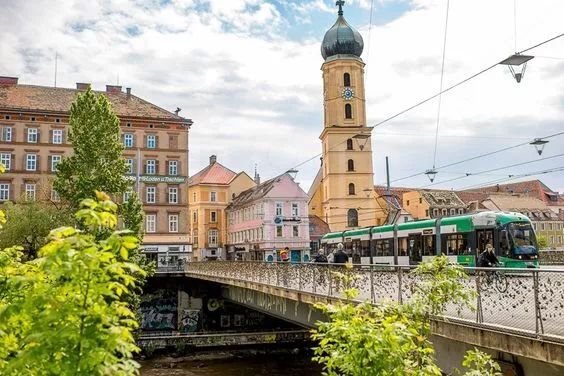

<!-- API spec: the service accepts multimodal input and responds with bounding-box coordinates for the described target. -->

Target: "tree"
[0,200,73,260]
[311,257,501,376]
[537,234,548,250]
[54,88,129,209]
[0,192,144,375]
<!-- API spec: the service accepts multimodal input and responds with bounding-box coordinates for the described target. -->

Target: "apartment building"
[403,190,466,220]
[0,76,192,263]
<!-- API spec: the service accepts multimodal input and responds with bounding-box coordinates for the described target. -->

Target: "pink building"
[226,172,310,262]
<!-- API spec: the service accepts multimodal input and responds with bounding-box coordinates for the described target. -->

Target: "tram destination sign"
[126,175,186,184]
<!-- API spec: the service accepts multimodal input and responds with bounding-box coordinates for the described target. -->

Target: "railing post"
[328,267,333,297]
[370,265,375,303]
[312,266,317,294]
[533,270,544,334]
[276,263,280,287]
[476,271,483,324]
[298,264,302,291]
[397,267,403,304]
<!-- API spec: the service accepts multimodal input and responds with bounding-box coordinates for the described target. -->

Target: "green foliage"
[461,348,502,376]
[0,192,145,375]
[537,234,548,249]
[311,256,498,376]
[0,200,74,260]
[120,192,144,242]
[54,88,130,209]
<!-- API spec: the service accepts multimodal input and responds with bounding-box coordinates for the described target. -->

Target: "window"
[407,200,410,206]
[168,186,178,204]
[425,209,429,217]
[347,209,358,227]
[193,229,198,246]
[276,226,283,237]
[168,160,178,175]
[26,154,37,171]
[146,214,156,233]
[27,128,38,143]
[51,189,60,202]
[0,153,11,170]
[291,203,299,217]
[147,134,156,148]
[169,134,179,149]
[210,211,217,223]
[193,192,197,202]
[348,183,355,195]
[347,159,354,171]
[293,225,299,237]
[52,129,63,144]
[442,209,447,216]
[25,183,36,201]
[345,103,352,119]
[450,208,456,216]
[210,191,217,202]
[146,160,156,175]
[346,138,353,150]
[275,202,283,216]
[1,127,12,142]
[343,72,351,87]
[540,223,545,231]
[146,186,156,203]
[458,209,464,214]
[123,191,132,202]
[168,214,179,233]
[123,133,134,148]
[549,223,553,231]
[433,208,439,217]
[550,236,554,244]
[51,155,61,172]
[193,210,198,223]
[125,159,133,174]
[0,183,9,201]
[208,229,218,247]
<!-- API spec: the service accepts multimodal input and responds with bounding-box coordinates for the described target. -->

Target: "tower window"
[347,209,358,227]
[345,104,352,119]
[348,183,355,195]
[346,138,353,150]
[344,72,351,87]
[347,159,354,171]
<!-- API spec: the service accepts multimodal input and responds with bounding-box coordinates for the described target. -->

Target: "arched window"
[345,103,352,119]
[348,183,355,195]
[347,159,354,171]
[344,72,351,87]
[347,209,358,227]
[346,138,353,150]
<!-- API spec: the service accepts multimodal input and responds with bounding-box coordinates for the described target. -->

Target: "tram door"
[408,234,423,265]
[475,229,494,255]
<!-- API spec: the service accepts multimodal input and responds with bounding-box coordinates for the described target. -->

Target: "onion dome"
[321,1,364,60]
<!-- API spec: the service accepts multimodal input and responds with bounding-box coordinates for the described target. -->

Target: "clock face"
[342,87,354,100]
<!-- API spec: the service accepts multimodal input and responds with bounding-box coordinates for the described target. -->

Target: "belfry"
[308,0,378,231]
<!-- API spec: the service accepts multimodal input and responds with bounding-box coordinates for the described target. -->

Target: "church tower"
[308,1,377,231]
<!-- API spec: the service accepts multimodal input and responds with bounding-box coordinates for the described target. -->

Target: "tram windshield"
[507,222,537,255]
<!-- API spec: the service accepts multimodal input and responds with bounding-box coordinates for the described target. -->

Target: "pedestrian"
[314,248,328,263]
[334,243,349,264]
[478,241,499,267]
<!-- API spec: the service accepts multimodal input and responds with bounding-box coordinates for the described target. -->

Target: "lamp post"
[425,168,438,183]
[499,54,534,83]
[352,133,370,150]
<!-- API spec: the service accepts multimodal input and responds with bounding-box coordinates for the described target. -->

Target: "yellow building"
[188,155,255,260]
[308,3,378,231]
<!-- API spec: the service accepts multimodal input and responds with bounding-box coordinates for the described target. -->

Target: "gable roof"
[0,84,184,121]
[227,173,306,209]
[421,190,465,208]
[464,179,563,206]
[189,162,237,186]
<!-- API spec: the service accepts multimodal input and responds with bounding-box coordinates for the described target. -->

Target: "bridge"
[155,261,564,375]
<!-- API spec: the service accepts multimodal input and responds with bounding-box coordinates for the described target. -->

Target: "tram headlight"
[518,255,522,259]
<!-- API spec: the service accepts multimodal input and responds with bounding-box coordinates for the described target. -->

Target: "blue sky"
[1,0,563,194]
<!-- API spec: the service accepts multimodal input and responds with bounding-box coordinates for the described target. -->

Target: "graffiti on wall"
[179,309,200,333]
[140,290,177,330]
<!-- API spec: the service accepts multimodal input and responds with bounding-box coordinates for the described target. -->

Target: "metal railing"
[181,261,564,343]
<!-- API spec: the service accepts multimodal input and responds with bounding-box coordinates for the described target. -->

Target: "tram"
[320,211,539,268]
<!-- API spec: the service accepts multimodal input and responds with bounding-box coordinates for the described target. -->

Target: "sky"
[1,0,563,193]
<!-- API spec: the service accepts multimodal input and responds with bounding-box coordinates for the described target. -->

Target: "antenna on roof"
[54,52,58,87]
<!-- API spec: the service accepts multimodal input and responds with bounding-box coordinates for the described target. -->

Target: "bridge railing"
[184,261,564,343]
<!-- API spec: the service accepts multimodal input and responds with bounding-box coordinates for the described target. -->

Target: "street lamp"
[352,133,370,151]
[499,54,534,83]
[530,138,549,155]
[286,168,298,180]
[425,168,438,183]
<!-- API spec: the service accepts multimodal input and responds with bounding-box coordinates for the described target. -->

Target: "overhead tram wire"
[419,152,564,188]
[364,0,375,82]
[370,32,564,129]
[456,166,564,191]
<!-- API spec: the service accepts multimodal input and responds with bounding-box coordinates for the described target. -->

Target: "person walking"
[334,243,349,264]
[314,248,328,263]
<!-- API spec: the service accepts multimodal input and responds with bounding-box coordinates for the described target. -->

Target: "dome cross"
[336,0,345,16]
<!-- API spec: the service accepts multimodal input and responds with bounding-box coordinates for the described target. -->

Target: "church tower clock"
[308,1,377,232]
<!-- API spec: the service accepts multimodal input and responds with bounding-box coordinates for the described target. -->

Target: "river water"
[140,352,321,375]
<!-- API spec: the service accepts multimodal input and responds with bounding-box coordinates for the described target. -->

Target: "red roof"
[0,83,184,121]
[189,162,236,186]
[464,180,563,206]
[309,215,330,240]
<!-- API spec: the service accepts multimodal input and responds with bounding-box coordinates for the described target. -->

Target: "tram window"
[423,236,435,256]
[375,239,392,257]
[499,230,510,257]
[398,238,408,256]
[361,240,371,257]
[444,233,469,255]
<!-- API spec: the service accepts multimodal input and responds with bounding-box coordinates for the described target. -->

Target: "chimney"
[76,82,91,90]
[126,87,131,97]
[209,155,217,165]
[254,165,260,185]
[0,76,18,85]
[106,85,122,94]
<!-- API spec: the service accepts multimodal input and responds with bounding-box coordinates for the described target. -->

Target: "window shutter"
[24,128,28,142]
[166,161,170,175]
[48,156,52,172]
[0,127,4,142]
[132,134,136,147]
[37,130,41,143]
[20,183,25,196]
[9,184,13,202]
[10,154,14,171]
[10,127,14,142]
[143,135,147,148]
[36,155,40,171]
[131,159,136,174]
[154,187,159,204]
[177,161,182,176]
[62,130,66,143]
[143,160,147,174]
[22,155,26,170]
[155,135,159,148]
[155,160,160,175]
[49,130,53,143]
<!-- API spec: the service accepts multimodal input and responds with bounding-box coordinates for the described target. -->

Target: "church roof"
[189,161,237,186]
[321,3,364,60]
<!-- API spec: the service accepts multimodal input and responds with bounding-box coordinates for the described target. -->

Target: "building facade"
[188,155,255,261]
[403,190,466,220]
[227,173,310,262]
[308,3,378,232]
[0,77,192,264]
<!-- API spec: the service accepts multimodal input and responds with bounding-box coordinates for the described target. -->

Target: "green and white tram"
[320,211,539,268]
